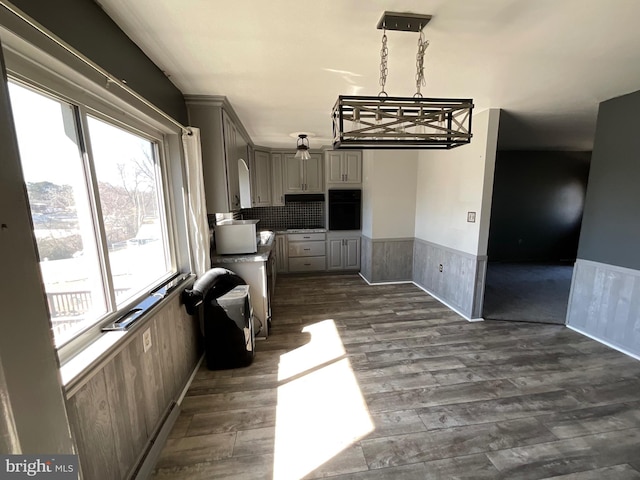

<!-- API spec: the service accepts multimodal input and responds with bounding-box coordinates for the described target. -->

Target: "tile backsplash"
[241,202,324,230]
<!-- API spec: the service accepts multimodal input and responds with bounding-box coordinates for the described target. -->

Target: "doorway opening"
[483,151,591,324]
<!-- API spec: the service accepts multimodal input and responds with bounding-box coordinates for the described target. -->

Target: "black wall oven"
[328,189,361,230]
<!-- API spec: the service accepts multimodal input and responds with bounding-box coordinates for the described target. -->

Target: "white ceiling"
[97,0,640,150]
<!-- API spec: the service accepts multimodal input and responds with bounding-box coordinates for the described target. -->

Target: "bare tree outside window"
[88,116,171,305]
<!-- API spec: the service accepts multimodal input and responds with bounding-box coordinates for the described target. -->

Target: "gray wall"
[488,151,591,262]
[9,0,188,124]
[567,89,640,358]
[577,90,640,271]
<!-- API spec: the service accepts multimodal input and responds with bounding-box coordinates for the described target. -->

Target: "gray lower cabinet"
[287,232,326,272]
[275,234,288,272]
[328,234,361,271]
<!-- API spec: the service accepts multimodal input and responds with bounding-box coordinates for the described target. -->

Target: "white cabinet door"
[284,154,304,193]
[326,151,344,183]
[283,153,324,194]
[327,239,344,270]
[325,150,362,185]
[252,150,271,206]
[327,236,361,270]
[344,237,361,269]
[344,151,362,183]
[271,153,284,205]
[304,153,324,193]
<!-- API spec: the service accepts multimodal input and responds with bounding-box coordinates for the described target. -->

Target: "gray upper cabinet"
[326,150,362,186]
[271,153,285,206]
[284,153,323,194]
[222,110,242,210]
[251,150,272,207]
[185,97,250,213]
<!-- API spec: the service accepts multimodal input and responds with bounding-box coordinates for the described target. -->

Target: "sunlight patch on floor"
[273,320,373,480]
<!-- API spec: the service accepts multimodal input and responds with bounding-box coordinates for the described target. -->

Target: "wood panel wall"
[361,237,486,319]
[360,236,414,283]
[567,259,640,358]
[66,293,201,479]
[413,239,485,319]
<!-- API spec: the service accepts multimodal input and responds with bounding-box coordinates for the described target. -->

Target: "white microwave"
[215,220,259,254]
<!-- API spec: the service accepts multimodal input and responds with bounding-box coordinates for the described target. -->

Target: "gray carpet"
[482,262,574,324]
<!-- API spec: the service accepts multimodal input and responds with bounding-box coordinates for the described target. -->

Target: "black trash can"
[182,268,255,370]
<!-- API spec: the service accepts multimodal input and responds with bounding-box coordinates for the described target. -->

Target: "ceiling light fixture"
[332,12,474,150]
[294,134,311,160]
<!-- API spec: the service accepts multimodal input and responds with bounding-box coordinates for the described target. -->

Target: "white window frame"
[1,25,191,365]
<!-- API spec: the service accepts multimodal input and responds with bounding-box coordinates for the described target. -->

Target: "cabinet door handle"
[281,195,284,203]
[303,236,310,239]
[303,248,311,251]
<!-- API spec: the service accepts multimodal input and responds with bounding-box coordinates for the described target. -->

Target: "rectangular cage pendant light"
[332,12,474,150]
[332,95,473,149]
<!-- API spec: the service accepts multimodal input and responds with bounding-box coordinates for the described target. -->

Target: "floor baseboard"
[358,273,482,323]
[567,325,640,362]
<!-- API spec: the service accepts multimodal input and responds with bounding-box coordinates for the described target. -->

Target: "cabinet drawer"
[288,241,326,257]
[287,233,326,242]
[288,256,326,272]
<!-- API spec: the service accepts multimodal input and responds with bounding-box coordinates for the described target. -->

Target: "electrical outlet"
[467,211,476,223]
[143,328,152,353]
[439,264,444,273]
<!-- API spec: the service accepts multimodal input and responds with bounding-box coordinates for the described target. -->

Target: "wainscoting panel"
[413,239,485,319]
[473,256,488,318]
[360,235,373,281]
[66,293,201,479]
[360,236,414,283]
[567,259,640,358]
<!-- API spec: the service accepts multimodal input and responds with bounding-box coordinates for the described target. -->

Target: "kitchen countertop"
[276,228,328,234]
[211,230,275,264]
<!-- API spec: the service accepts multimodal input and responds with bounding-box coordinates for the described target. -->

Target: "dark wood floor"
[151,274,640,479]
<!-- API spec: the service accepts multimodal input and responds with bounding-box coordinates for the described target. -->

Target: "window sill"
[61,273,195,398]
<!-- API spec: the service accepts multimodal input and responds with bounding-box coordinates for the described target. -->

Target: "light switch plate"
[467,211,476,223]
[143,328,152,353]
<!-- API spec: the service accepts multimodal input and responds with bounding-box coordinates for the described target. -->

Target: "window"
[8,81,175,349]
[87,116,172,306]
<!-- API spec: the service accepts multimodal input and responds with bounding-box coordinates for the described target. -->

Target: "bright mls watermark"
[1,455,78,479]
